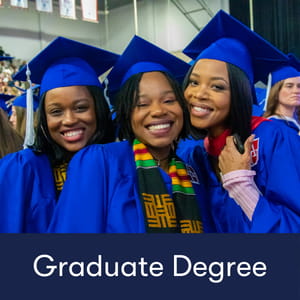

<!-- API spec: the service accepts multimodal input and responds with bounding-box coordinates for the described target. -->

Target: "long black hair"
[182,61,253,144]
[113,71,192,143]
[33,85,115,164]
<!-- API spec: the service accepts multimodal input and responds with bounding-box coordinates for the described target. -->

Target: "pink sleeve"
[221,170,260,221]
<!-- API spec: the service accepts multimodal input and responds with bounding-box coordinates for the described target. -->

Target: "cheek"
[130,110,142,133]
[45,115,59,136]
[184,88,191,101]
[217,95,230,112]
[130,118,140,137]
[278,89,288,100]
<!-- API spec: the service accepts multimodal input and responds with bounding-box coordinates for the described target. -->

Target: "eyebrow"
[190,72,229,85]
[138,90,175,98]
[46,98,90,107]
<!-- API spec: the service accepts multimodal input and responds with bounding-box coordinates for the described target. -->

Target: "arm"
[219,126,300,233]
[219,135,259,221]
[0,150,55,232]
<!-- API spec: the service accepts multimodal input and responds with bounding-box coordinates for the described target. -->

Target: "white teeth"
[193,106,210,112]
[64,130,83,137]
[148,123,170,131]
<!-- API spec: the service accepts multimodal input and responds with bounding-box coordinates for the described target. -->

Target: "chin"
[64,144,86,153]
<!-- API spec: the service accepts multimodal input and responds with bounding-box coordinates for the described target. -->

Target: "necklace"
[153,154,170,166]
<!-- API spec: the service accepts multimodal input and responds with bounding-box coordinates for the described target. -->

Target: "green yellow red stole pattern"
[133,139,203,233]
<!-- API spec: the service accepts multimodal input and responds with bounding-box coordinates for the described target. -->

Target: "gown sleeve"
[0,150,56,232]
[248,121,300,232]
[48,144,109,233]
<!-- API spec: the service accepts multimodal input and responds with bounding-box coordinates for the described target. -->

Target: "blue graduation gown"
[0,149,56,232]
[49,141,206,233]
[181,120,300,233]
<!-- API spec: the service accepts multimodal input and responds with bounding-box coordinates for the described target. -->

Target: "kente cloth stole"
[133,139,203,233]
[53,162,68,196]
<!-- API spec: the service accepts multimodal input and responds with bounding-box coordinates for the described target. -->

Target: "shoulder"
[252,117,300,159]
[73,141,131,159]
[102,140,132,154]
[177,137,202,161]
[0,149,49,168]
[69,141,134,169]
[253,118,288,137]
[177,139,205,162]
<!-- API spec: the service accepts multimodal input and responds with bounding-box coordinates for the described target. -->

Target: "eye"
[48,109,63,116]
[212,84,225,91]
[75,105,89,112]
[285,84,293,89]
[136,102,148,108]
[163,98,176,104]
[188,79,198,87]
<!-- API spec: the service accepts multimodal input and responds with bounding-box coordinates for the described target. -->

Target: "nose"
[185,84,208,102]
[62,110,77,125]
[294,85,300,94]
[194,84,209,100]
[150,101,167,117]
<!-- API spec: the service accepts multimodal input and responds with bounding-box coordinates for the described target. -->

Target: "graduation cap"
[183,10,287,87]
[0,56,14,61]
[269,53,300,86]
[13,36,119,96]
[0,94,14,115]
[106,35,190,98]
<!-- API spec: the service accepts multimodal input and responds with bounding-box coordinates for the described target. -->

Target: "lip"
[190,103,213,117]
[146,120,174,136]
[61,128,85,142]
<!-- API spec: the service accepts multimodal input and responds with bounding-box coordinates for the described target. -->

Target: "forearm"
[221,170,260,221]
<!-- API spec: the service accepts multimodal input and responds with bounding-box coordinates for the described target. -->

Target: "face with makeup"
[131,71,183,159]
[45,85,97,153]
[184,59,231,137]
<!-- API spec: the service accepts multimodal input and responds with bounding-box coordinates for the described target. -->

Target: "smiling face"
[184,59,231,137]
[131,71,183,158]
[45,85,97,153]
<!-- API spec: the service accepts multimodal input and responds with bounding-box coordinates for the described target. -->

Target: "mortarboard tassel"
[23,64,35,149]
[103,78,113,112]
[263,73,272,112]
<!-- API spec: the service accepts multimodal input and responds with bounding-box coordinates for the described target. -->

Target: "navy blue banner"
[0,234,299,299]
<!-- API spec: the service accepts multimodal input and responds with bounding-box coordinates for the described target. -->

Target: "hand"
[218,134,255,174]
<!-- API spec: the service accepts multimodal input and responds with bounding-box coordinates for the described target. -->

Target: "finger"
[225,136,236,149]
[244,134,255,152]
